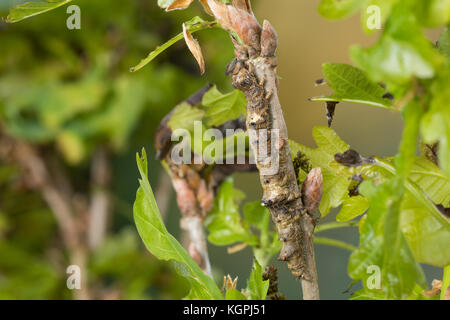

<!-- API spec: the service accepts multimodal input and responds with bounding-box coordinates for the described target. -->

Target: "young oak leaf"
[290,126,352,217]
[133,149,223,300]
[183,23,206,75]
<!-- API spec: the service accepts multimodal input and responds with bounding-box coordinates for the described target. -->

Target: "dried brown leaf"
[227,242,248,254]
[166,0,194,11]
[183,23,206,75]
[206,0,233,30]
[423,280,442,297]
[222,275,238,291]
[199,0,214,15]
[232,0,252,13]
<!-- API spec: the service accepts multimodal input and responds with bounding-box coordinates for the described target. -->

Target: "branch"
[88,146,112,250]
[207,0,320,299]
[0,129,91,299]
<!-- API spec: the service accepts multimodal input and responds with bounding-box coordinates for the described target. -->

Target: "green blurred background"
[0,0,442,299]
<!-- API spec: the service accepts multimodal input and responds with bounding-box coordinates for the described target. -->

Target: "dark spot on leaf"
[334,149,374,167]
[382,92,394,101]
[349,175,363,197]
[421,142,439,166]
[436,204,450,218]
[315,78,325,85]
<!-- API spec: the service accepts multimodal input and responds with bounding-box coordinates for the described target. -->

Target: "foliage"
[134,149,271,300]
[134,149,223,300]
[0,0,233,299]
[205,179,280,268]
[4,0,450,301]
[316,0,450,300]
[6,0,74,23]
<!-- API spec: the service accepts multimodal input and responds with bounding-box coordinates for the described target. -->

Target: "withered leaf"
[183,23,206,75]
[222,275,238,291]
[423,280,442,297]
[166,0,194,11]
[232,0,252,13]
[199,0,214,15]
[326,101,339,127]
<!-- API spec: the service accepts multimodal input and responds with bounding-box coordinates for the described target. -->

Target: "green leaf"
[349,179,426,299]
[400,192,450,267]
[247,260,269,300]
[318,0,368,19]
[409,156,450,206]
[413,0,450,28]
[382,182,426,299]
[361,0,397,34]
[337,195,369,222]
[438,27,450,61]
[243,201,270,231]
[315,63,393,109]
[201,86,247,127]
[350,284,437,300]
[133,149,223,300]
[290,126,351,216]
[350,102,427,299]
[350,288,387,300]
[6,0,73,23]
[168,102,205,132]
[314,237,357,251]
[130,17,218,72]
[421,69,450,178]
[351,4,445,84]
[206,179,258,246]
[225,289,248,300]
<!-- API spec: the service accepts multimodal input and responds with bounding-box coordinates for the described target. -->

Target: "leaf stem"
[373,157,450,227]
[314,237,356,252]
[315,221,358,233]
[130,20,219,72]
[309,96,392,110]
[441,265,450,300]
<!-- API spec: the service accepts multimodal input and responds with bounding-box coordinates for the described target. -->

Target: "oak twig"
[207,0,320,299]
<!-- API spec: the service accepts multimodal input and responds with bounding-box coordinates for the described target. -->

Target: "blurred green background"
[0,0,443,299]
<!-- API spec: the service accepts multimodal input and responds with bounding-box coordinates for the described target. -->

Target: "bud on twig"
[301,168,323,216]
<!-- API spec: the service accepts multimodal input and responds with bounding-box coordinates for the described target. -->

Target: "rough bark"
[207,0,320,299]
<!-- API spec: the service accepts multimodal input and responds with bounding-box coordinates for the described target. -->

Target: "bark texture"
[207,0,320,299]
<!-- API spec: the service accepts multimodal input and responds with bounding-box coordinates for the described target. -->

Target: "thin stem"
[88,147,112,250]
[374,158,450,227]
[315,221,358,233]
[314,237,356,252]
[181,216,213,277]
[130,20,219,72]
[441,265,450,300]
[309,96,392,110]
